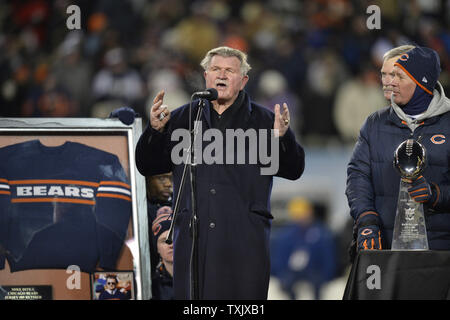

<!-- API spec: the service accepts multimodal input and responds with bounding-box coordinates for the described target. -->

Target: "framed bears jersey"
[0,118,150,300]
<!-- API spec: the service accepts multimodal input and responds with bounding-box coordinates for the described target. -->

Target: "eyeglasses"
[107,282,116,285]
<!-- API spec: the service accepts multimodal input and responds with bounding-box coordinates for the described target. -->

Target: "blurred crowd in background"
[0,0,450,299]
[1,0,449,144]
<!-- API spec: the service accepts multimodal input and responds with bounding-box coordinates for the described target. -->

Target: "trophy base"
[391,180,429,251]
[391,246,428,251]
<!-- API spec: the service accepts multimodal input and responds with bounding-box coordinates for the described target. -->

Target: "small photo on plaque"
[91,271,134,300]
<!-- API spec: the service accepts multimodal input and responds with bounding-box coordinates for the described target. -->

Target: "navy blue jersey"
[0,140,132,272]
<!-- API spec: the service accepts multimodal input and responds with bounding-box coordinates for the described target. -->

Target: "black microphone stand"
[166,97,205,300]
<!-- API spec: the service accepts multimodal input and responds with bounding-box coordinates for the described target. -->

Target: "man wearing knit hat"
[380,45,416,102]
[346,46,450,258]
[391,46,441,110]
[150,206,174,300]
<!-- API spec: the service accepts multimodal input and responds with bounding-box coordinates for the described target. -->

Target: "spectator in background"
[84,12,109,59]
[0,34,30,117]
[333,63,385,143]
[146,173,173,283]
[170,3,220,63]
[51,31,93,117]
[151,206,174,300]
[270,197,336,300]
[146,173,173,224]
[21,73,79,117]
[91,47,145,118]
[256,69,302,141]
[370,29,411,68]
[302,50,348,141]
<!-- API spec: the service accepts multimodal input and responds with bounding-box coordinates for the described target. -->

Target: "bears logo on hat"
[399,53,409,61]
[152,206,173,240]
[394,46,441,95]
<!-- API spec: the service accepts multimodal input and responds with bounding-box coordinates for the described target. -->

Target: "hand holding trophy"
[392,139,429,250]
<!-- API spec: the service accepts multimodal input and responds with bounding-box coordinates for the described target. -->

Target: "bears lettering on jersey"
[16,185,95,199]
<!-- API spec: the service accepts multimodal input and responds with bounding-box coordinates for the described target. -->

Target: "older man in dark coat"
[347,46,450,254]
[135,46,305,299]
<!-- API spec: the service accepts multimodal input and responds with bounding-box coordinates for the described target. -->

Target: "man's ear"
[240,75,249,90]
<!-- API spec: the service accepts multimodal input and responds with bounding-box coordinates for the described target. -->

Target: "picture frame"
[0,117,150,300]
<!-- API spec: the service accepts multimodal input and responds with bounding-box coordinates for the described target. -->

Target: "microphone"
[191,88,218,101]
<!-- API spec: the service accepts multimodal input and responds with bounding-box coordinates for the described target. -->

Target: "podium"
[343,251,450,299]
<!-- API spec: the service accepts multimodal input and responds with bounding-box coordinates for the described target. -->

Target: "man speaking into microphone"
[135,46,305,300]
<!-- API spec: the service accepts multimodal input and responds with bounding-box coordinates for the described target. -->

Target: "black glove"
[408,175,437,205]
[109,106,139,125]
[356,211,382,251]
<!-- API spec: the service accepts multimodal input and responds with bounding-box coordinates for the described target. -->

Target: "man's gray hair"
[383,44,416,61]
[200,46,252,76]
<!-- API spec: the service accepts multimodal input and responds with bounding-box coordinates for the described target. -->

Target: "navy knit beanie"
[152,206,173,240]
[394,46,441,95]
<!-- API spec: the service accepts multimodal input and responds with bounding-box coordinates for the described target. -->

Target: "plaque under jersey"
[392,139,429,250]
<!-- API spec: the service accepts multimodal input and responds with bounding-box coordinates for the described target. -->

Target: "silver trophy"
[391,139,429,250]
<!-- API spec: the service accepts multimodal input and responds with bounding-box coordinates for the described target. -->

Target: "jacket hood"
[391,81,450,131]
